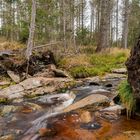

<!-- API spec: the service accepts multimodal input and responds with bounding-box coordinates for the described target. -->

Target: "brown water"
[1,99,140,140]
[1,78,140,140]
[34,111,140,140]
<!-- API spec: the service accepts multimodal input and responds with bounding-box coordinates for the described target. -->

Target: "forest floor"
[0,40,130,80]
[58,47,129,78]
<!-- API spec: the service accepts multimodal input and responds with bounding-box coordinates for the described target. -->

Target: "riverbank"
[0,72,140,140]
[58,47,129,78]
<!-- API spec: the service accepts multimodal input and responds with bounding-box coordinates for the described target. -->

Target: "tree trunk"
[126,35,140,101]
[71,0,77,52]
[90,0,94,39]
[62,0,67,50]
[25,0,36,77]
[121,0,129,49]
[96,0,113,52]
[116,0,119,47]
[25,0,36,60]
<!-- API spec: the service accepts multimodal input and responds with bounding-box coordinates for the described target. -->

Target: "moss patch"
[58,48,129,78]
[0,98,9,104]
[118,80,135,118]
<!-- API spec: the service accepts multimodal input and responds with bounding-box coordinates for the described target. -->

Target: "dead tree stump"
[126,35,140,100]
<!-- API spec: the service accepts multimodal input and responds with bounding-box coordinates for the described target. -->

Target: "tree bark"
[25,0,36,77]
[62,0,67,50]
[121,0,129,49]
[96,0,113,52]
[25,0,36,60]
[116,0,119,47]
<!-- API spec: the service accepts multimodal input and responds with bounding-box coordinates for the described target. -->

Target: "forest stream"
[1,0,140,139]
[0,74,140,140]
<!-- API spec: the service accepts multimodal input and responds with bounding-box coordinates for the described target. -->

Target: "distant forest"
[0,0,140,51]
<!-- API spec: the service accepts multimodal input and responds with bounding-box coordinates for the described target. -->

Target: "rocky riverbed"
[0,71,140,140]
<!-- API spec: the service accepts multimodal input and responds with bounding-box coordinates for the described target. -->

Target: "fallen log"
[0,50,56,76]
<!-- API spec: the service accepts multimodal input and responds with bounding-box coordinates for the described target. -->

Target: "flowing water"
[0,76,140,140]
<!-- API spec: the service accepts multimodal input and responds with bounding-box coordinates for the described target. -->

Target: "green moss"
[58,50,128,78]
[81,47,95,54]
[24,94,39,99]
[118,80,136,118]
[69,66,107,78]
[57,88,68,93]
[57,81,77,93]
[57,58,67,68]
[0,76,16,89]
[70,66,89,78]
[90,53,126,70]
[0,85,8,89]
[69,53,126,78]
[0,98,9,104]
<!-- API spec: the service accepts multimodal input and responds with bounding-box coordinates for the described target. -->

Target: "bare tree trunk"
[121,0,129,49]
[78,1,81,28]
[116,0,119,47]
[107,0,114,48]
[90,0,94,39]
[96,0,101,33]
[81,0,84,32]
[0,0,3,36]
[96,0,113,52]
[71,0,77,52]
[25,0,36,77]
[25,0,36,60]
[95,0,101,44]
[62,0,67,50]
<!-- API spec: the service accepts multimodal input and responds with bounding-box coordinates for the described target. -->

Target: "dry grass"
[0,39,25,51]
[59,54,90,70]
[0,37,7,42]
[109,47,130,57]
[59,47,129,78]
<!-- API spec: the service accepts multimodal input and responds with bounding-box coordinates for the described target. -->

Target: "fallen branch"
[33,41,62,50]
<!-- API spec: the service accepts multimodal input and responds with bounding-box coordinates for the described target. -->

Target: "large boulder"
[63,94,109,112]
[0,77,74,101]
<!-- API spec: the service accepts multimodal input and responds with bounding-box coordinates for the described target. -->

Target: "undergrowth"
[0,41,25,51]
[59,48,129,78]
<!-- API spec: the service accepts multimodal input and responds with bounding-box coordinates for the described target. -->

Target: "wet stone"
[100,111,119,121]
[63,94,109,112]
[20,103,42,114]
[103,73,126,80]
[89,82,100,86]
[80,111,92,123]
[0,105,20,116]
[112,68,127,74]
[63,113,81,124]
[101,105,125,114]
[80,122,101,130]
[0,134,14,140]
[105,83,113,88]
[39,128,57,137]
[0,81,10,86]
[7,71,20,83]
